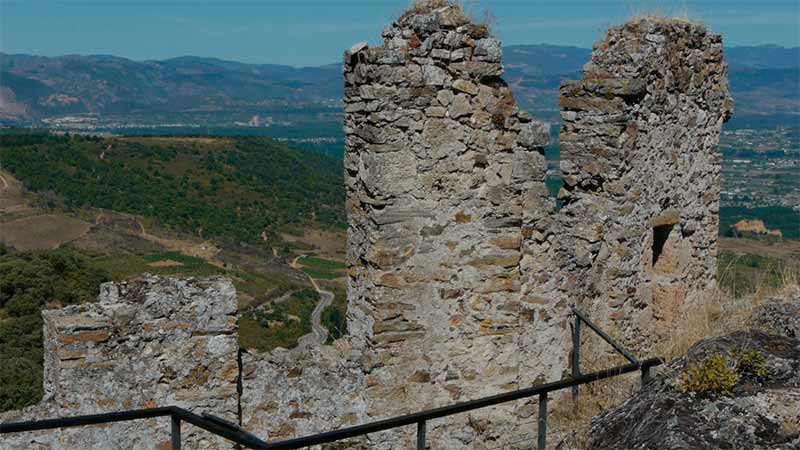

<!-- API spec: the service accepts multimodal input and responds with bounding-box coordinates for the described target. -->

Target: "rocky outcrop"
[753,290,800,339]
[0,276,239,450]
[588,326,800,450]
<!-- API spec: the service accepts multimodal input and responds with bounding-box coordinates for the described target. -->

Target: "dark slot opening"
[652,224,674,267]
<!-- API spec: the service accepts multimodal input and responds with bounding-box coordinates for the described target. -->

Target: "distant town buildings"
[21,116,800,213]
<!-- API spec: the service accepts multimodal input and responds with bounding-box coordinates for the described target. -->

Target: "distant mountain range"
[0,53,342,122]
[1,44,798,126]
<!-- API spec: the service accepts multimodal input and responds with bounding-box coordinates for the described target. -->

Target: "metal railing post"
[171,415,181,450]
[570,306,638,364]
[537,393,547,450]
[641,365,651,388]
[416,420,426,450]
[571,312,581,401]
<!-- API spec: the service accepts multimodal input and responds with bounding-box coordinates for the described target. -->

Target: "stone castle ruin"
[1,2,731,449]
[339,3,731,446]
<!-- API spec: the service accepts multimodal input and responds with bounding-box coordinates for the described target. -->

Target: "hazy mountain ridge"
[1,44,797,124]
[0,53,343,122]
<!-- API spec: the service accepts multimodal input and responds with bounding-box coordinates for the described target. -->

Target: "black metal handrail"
[0,406,272,449]
[1,307,662,450]
[260,357,662,449]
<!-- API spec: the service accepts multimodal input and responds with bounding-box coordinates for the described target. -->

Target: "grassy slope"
[297,255,346,280]
[718,238,800,298]
[1,215,91,250]
[238,289,319,351]
[0,133,345,245]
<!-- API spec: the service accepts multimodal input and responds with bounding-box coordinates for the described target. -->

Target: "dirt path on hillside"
[720,237,800,259]
[0,172,31,214]
[291,255,332,346]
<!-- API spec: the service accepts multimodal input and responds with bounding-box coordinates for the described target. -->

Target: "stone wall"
[337,3,731,448]
[0,276,239,450]
[240,342,367,444]
[554,18,732,349]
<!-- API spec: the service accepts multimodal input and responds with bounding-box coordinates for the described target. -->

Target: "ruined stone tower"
[342,2,731,447]
[553,18,733,348]
[343,1,554,427]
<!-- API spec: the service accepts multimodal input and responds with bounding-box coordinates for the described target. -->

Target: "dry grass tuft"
[783,417,800,438]
[629,6,703,26]
[548,330,639,449]
[404,0,459,17]
[660,261,800,361]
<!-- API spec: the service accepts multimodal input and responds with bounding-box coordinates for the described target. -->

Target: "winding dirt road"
[291,255,333,346]
[298,288,333,346]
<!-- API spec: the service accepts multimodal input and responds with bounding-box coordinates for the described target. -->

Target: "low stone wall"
[0,276,239,450]
[240,341,367,444]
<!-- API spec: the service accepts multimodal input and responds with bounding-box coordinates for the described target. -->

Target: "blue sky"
[1,0,798,66]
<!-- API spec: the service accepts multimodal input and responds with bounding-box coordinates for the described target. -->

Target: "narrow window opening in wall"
[652,224,674,267]
[545,144,563,208]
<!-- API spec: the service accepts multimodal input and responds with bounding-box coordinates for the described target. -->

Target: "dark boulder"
[752,291,800,339]
[588,323,800,450]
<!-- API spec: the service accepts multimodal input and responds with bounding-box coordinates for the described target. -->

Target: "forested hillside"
[0,133,345,245]
[0,247,110,411]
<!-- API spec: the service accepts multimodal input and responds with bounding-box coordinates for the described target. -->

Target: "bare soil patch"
[147,259,184,267]
[720,237,800,260]
[280,228,346,259]
[136,219,221,262]
[0,170,31,213]
[119,137,231,148]
[1,214,91,250]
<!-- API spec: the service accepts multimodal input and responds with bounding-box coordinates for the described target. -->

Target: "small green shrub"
[733,348,769,380]
[681,348,771,396]
[681,354,739,396]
